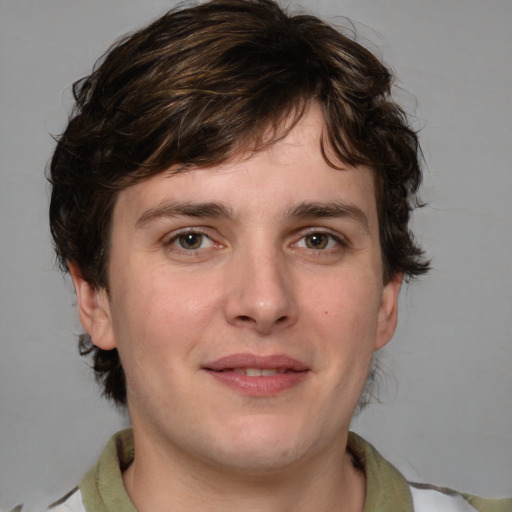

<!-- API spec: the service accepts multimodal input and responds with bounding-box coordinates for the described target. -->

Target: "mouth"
[202,354,309,395]
[204,353,308,371]
[231,368,293,376]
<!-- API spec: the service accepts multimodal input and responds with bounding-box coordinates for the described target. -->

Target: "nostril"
[275,316,288,324]
[238,315,253,322]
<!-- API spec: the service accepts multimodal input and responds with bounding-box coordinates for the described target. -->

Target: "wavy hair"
[49,0,429,405]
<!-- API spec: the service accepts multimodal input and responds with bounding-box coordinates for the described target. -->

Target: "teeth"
[246,368,263,377]
[233,368,280,376]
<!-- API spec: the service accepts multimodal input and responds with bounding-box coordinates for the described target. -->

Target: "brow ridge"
[286,201,370,233]
[136,199,369,233]
[136,201,236,228]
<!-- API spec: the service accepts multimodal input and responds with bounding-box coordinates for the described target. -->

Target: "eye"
[166,230,215,251]
[304,233,332,249]
[296,231,342,250]
[177,233,206,250]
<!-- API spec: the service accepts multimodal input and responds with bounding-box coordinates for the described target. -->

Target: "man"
[45,0,510,511]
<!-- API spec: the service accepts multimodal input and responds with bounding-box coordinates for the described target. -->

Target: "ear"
[375,273,402,350]
[68,262,117,350]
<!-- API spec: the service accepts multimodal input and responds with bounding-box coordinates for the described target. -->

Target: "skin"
[70,104,401,512]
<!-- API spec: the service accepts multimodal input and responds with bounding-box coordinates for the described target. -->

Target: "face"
[72,104,400,475]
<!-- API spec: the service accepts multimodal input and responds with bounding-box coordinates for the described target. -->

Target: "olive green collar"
[80,429,415,512]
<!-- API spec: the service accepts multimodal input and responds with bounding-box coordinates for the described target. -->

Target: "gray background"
[1,0,511,510]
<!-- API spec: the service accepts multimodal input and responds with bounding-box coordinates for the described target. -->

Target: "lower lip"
[205,370,308,396]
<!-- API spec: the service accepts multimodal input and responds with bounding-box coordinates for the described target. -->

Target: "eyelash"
[292,229,348,252]
[164,228,218,255]
[162,228,348,256]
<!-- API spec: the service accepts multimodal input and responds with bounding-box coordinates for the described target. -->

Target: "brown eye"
[305,233,330,249]
[177,233,204,250]
[165,229,217,257]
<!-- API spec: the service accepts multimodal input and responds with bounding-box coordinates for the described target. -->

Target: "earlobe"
[375,273,402,350]
[68,262,117,350]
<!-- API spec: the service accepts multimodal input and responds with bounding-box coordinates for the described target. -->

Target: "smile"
[203,354,309,395]
[232,368,288,376]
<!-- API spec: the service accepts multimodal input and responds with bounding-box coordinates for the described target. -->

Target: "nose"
[223,248,299,335]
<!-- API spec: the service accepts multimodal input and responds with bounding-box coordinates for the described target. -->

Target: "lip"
[202,353,309,396]
[204,353,309,372]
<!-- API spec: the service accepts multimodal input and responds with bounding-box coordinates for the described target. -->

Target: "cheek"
[303,274,383,386]
[306,273,381,333]
[110,267,222,354]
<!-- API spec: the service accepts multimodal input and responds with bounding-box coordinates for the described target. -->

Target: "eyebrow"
[135,199,370,233]
[136,201,237,228]
[285,201,370,233]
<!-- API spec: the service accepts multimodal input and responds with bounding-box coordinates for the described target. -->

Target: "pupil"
[180,233,202,249]
[307,233,327,249]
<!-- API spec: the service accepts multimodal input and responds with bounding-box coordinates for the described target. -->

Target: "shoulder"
[348,432,512,512]
[4,489,86,512]
[410,483,512,512]
[47,488,85,512]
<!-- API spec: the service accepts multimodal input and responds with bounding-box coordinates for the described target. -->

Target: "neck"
[123,431,366,512]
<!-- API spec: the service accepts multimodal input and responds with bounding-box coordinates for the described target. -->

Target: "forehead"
[114,104,378,228]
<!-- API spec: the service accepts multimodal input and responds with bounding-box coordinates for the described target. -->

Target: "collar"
[79,429,415,512]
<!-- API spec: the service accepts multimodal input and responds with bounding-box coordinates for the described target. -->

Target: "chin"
[210,444,307,475]
[203,416,323,473]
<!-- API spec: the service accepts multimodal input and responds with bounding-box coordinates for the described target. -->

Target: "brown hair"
[49,0,429,405]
